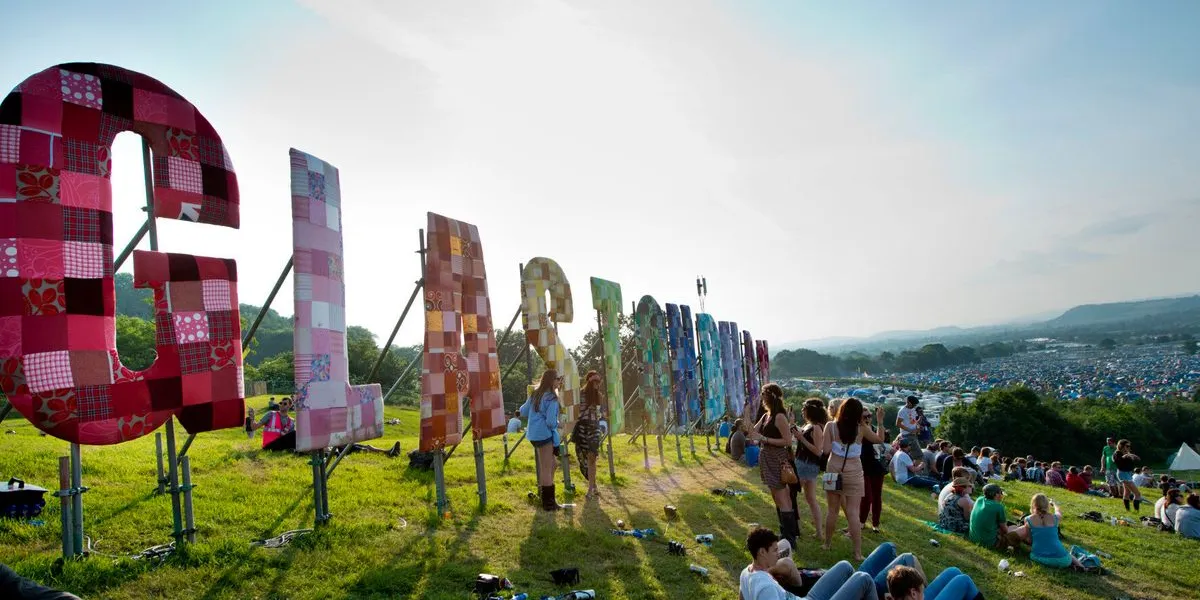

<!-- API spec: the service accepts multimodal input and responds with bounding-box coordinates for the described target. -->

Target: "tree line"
[936,386,1200,467]
[772,342,1020,378]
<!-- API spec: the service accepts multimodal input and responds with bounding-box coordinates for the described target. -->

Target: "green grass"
[1,397,1198,599]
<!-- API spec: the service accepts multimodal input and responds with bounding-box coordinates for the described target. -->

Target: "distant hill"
[779,293,1200,355]
[1046,296,1200,327]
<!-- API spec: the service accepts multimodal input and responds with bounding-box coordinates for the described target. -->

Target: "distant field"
[2,397,1198,599]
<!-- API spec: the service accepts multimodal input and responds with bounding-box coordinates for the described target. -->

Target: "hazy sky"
[4,1,1200,348]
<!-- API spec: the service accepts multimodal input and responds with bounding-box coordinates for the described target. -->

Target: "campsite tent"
[1168,443,1200,471]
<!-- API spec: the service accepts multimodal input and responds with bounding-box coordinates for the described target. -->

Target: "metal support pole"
[181,456,196,543]
[58,456,73,559]
[560,432,573,492]
[433,450,448,517]
[241,257,294,356]
[177,434,195,463]
[496,305,523,356]
[69,443,84,556]
[473,438,487,511]
[658,430,666,466]
[606,431,616,480]
[675,426,683,463]
[318,450,330,524]
[141,139,158,249]
[164,419,184,543]
[324,442,355,481]
[154,433,166,494]
[113,220,149,272]
[505,432,527,461]
[0,402,12,423]
[310,451,325,527]
[642,419,650,469]
[383,355,420,402]
[368,275,424,383]
[501,345,530,382]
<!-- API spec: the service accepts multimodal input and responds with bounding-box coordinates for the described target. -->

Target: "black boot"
[972,592,985,600]
[1133,498,1141,512]
[542,485,561,511]
[780,511,799,550]
[1123,497,1131,511]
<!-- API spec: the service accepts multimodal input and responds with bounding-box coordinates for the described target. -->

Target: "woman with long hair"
[821,397,886,561]
[1114,439,1143,512]
[790,397,828,539]
[574,370,603,498]
[1026,494,1081,569]
[858,407,888,533]
[748,383,798,549]
[520,369,562,511]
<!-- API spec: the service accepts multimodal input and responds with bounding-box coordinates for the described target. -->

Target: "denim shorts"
[1117,470,1134,482]
[794,459,820,481]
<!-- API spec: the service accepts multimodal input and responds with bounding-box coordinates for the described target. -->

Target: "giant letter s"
[0,63,242,445]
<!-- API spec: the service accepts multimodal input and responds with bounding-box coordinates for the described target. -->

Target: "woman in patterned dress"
[574,370,603,498]
[749,383,797,550]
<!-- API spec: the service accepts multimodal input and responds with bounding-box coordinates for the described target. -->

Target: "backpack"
[1069,545,1103,571]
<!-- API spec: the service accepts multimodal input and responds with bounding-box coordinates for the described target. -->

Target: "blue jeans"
[903,476,940,491]
[856,542,918,597]
[803,561,879,600]
[925,567,980,600]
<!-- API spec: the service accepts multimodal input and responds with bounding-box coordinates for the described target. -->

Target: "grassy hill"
[1,400,1198,599]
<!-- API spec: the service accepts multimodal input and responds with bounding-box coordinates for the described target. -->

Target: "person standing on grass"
[822,397,887,561]
[791,398,828,540]
[1100,437,1119,497]
[859,407,888,534]
[1113,439,1143,512]
[895,396,921,460]
[1026,494,1082,569]
[573,370,603,499]
[749,384,799,550]
[520,369,562,511]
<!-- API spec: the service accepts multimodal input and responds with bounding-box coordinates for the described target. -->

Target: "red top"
[1065,472,1089,494]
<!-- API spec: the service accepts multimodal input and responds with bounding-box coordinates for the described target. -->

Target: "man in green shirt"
[1100,437,1119,496]
[970,484,1027,550]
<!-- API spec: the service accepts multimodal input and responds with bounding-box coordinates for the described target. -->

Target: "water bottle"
[998,559,1010,571]
[513,594,528,600]
[689,564,709,576]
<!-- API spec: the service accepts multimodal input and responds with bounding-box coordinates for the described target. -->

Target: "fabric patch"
[63,139,101,176]
[172,311,209,344]
[63,242,108,278]
[22,278,66,316]
[1,239,17,278]
[310,354,331,381]
[24,350,74,392]
[16,165,60,203]
[166,155,203,194]
[201,279,230,310]
[59,70,103,109]
[0,125,18,162]
[63,207,101,243]
[76,385,112,421]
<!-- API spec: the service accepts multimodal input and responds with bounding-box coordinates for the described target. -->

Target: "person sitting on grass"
[891,438,940,490]
[885,565,983,600]
[1132,467,1154,488]
[1161,488,1185,533]
[1044,462,1066,488]
[1079,465,1095,487]
[1064,467,1089,494]
[730,418,748,462]
[937,476,975,536]
[1175,493,1200,540]
[940,448,982,487]
[740,527,876,600]
[969,484,1026,551]
[1025,494,1082,569]
[252,397,295,451]
[769,540,929,599]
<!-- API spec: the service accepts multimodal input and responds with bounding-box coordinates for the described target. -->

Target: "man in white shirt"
[739,528,876,600]
[895,397,921,460]
[1132,468,1153,488]
[891,439,940,490]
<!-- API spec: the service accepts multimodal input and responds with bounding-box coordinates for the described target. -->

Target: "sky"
[3,0,1200,349]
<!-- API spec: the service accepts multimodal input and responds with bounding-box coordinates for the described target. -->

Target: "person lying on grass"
[885,565,983,600]
[740,527,877,600]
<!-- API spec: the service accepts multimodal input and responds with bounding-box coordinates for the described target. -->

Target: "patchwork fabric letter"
[419,213,503,451]
[590,277,624,435]
[0,63,242,444]
[696,314,724,424]
[680,305,700,424]
[634,296,670,428]
[743,330,759,420]
[520,258,580,433]
[719,321,745,418]
[756,340,770,386]
[665,304,690,425]
[290,149,382,452]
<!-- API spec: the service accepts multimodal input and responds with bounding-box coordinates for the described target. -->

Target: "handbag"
[780,449,799,485]
[822,444,847,492]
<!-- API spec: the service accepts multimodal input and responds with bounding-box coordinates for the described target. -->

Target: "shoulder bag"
[822,440,847,492]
